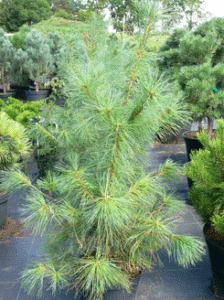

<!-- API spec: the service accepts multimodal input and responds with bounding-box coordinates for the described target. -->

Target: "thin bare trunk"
[6,82,10,92]
[207,118,213,139]
[1,65,6,94]
[198,119,203,132]
[35,81,40,92]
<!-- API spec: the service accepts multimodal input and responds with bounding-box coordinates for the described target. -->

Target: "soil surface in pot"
[0,217,33,244]
[204,224,224,247]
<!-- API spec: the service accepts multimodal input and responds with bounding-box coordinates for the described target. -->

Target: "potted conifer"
[0,28,16,101]
[0,2,206,299]
[184,119,224,298]
[23,29,53,101]
[47,31,69,80]
[0,112,31,229]
[29,109,61,178]
[159,28,224,189]
[158,26,224,160]
[176,32,224,188]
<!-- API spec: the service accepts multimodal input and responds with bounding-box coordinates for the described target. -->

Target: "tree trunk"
[35,81,40,92]
[207,118,213,139]
[198,119,203,131]
[6,82,10,92]
[1,65,7,94]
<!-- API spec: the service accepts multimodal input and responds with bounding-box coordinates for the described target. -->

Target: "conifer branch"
[69,41,77,73]
[37,124,56,141]
[108,124,122,184]
[74,170,95,201]
[124,14,155,105]
[128,91,156,122]
[83,83,95,102]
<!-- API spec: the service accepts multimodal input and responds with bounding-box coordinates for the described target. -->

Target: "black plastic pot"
[203,223,224,298]
[183,131,203,189]
[0,90,16,102]
[25,88,52,101]
[35,154,58,178]
[0,191,9,229]
[11,85,30,100]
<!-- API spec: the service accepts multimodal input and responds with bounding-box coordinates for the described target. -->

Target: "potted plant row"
[0,29,16,101]
[0,28,68,102]
[158,19,224,154]
[0,3,206,300]
[185,119,224,298]
[158,20,224,189]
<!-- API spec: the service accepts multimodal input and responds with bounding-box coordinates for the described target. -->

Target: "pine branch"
[124,13,156,105]
[128,91,156,122]
[37,124,57,141]
[74,170,95,201]
[107,124,122,185]
[69,40,77,73]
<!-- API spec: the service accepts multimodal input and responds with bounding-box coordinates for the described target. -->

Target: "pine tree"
[47,31,69,78]
[0,29,15,93]
[24,30,54,91]
[0,2,206,299]
[184,119,224,234]
[177,31,224,136]
[158,25,224,137]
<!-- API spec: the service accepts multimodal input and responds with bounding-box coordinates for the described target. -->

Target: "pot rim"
[203,222,224,248]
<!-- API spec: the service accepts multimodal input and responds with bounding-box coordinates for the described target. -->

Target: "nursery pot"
[25,88,52,101]
[35,154,58,178]
[0,90,16,102]
[183,131,203,189]
[203,223,224,298]
[0,191,9,230]
[11,85,30,100]
[183,131,203,162]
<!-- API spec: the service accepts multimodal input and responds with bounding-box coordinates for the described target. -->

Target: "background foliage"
[0,0,52,32]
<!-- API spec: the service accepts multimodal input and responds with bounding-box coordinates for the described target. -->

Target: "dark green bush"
[194,17,224,66]
[158,28,187,52]
[9,24,31,49]
[54,9,74,20]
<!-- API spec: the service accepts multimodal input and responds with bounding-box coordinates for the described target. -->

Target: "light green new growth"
[0,111,31,169]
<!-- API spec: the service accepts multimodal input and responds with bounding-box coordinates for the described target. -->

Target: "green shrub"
[145,34,168,53]
[159,28,187,52]
[21,101,42,113]
[194,17,224,66]
[16,110,36,126]
[9,24,31,49]
[0,112,31,169]
[2,97,43,125]
[2,8,206,300]
[3,105,20,120]
[54,9,74,20]
[6,97,23,106]
[0,99,5,109]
